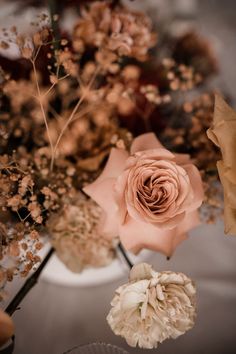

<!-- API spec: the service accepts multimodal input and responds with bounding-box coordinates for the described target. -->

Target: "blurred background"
[0,1,236,353]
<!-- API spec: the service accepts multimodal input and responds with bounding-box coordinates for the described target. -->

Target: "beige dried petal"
[129,262,152,282]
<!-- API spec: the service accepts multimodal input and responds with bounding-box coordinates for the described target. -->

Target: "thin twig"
[50,65,101,171]
[33,44,42,62]
[5,248,54,316]
[48,0,61,51]
[43,73,70,97]
[31,59,54,160]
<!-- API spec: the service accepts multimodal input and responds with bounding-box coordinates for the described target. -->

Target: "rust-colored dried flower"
[73,1,156,61]
[173,31,218,79]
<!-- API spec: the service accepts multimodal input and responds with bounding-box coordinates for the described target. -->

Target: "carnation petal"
[129,263,153,281]
[122,290,147,311]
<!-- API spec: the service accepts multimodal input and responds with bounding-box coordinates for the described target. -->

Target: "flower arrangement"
[0,0,234,350]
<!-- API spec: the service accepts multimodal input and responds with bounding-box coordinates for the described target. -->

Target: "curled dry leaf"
[207,94,236,235]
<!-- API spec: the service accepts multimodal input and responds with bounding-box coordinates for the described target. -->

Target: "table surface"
[1,1,236,353]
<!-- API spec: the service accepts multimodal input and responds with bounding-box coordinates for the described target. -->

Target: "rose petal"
[83,177,117,214]
[98,209,119,238]
[114,170,130,224]
[177,164,204,212]
[119,215,185,256]
[83,148,129,220]
[130,133,163,154]
[119,210,200,257]
[174,153,191,165]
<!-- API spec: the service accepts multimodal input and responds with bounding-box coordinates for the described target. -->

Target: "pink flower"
[83,133,204,257]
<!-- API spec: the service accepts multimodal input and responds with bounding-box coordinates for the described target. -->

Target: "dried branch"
[5,248,54,316]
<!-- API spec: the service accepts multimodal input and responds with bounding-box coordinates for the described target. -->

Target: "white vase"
[41,245,153,287]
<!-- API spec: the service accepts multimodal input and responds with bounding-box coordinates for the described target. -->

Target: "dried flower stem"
[5,248,54,316]
[31,59,54,160]
[48,0,60,51]
[118,242,133,269]
[43,73,70,97]
[50,65,101,171]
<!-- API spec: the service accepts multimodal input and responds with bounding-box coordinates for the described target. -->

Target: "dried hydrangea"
[107,263,196,349]
[73,1,156,61]
[47,193,116,272]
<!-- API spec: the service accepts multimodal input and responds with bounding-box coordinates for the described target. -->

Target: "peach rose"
[84,133,204,256]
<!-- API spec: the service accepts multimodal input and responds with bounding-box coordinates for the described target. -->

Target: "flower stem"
[48,0,60,51]
[5,248,54,316]
[117,242,133,269]
[50,65,100,171]
[31,59,54,160]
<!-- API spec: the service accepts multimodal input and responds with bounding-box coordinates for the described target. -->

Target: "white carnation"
[107,263,196,349]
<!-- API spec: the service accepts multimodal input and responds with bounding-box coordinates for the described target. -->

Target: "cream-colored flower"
[47,193,115,272]
[207,94,236,235]
[107,263,196,349]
